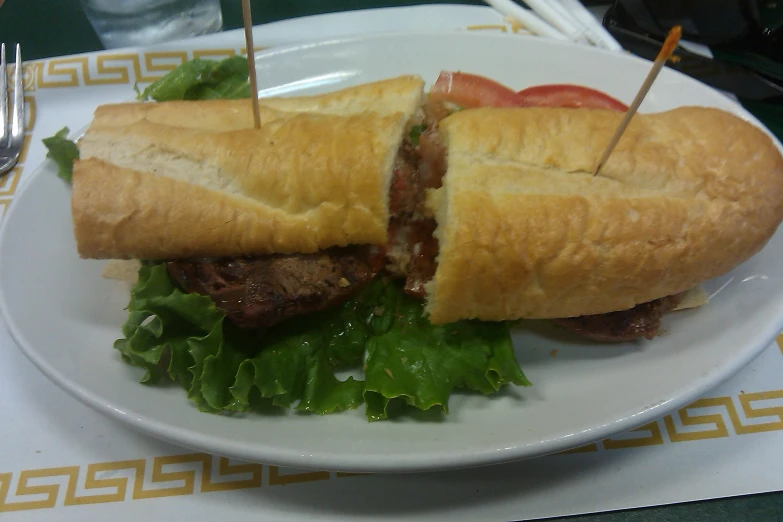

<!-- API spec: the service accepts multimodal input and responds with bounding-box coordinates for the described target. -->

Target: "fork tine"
[11,44,23,141]
[0,43,7,144]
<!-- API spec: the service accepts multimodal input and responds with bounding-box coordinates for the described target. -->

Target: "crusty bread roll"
[72,76,425,260]
[88,75,426,132]
[424,106,783,323]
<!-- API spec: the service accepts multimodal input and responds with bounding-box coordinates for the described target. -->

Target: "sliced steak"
[552,294,684,342]
[166,245,385,329]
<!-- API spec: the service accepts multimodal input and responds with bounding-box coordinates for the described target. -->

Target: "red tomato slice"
[429,71,526,109]
[515,84,628,111]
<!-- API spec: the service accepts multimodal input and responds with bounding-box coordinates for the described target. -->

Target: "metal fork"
[0,43,24,176]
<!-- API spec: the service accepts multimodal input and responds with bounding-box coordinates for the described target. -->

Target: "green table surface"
[2,1,783,521]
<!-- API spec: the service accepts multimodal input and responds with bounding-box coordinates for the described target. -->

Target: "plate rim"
[2,29,783,473]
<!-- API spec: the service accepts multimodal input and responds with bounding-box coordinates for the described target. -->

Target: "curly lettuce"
[137,55,251,101]
[115,265,529,420]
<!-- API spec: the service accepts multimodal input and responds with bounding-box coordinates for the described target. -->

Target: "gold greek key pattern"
[466,21,534,35]
[0,398,781,512]
[0,95,36,200]
[7,63,38,93]
[604,421,664,449]
[0,453,369,513]
[192,48,238,60]
[268,467,329,485]
[0,454,264,512]
[466,24,510,33]
[23,95,36,135]
[0,167,22,198]
[664,397,735,442]
[555,443,598,455]
[37,52,186,88]
[556,388,783,454]
[33,47,269,90]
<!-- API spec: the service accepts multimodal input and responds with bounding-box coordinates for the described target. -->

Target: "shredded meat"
[418,128,446,191]
[385,129,447,298]
[552,294,684,342]
[423,99,451,128]
[389,139,420,218]
[166,245,385,329]
[387,218,438,298]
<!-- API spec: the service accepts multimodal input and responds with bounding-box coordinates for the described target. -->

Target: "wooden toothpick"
[593,26,682,176]
[241,0,261,129]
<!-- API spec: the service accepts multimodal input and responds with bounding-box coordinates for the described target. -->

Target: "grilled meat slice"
[166,246,385,329]
[552,294,684,342]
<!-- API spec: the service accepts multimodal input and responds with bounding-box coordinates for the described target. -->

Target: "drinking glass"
[80,0,223,49]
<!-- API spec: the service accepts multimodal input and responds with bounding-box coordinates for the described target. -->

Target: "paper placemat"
[2,5,782,520]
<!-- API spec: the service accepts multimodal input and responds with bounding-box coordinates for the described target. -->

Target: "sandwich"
[74,73,783,338]
[59,64,783,419]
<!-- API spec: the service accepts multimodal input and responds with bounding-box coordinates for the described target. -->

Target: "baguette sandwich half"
[424,106,783,332]
[74,75,426,260]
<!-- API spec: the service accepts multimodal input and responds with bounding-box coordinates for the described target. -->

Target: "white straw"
[558,0,623,51]
[484,0,569,41]
[518,0,589,43]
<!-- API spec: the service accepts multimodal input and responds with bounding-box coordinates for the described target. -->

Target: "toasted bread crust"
[424,106,783,323]
[88,75,426,131]
[72,76,425,260]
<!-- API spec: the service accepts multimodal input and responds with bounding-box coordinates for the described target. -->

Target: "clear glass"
[80,0,223,49]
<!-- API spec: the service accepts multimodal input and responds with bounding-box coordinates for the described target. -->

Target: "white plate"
[3,31,783,473]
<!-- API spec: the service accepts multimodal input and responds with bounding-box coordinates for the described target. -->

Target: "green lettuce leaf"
[115,264,368,415]
[115,265,529,420]
[362,283,531,421]
[138,55,251,101]
[42,127,79,182]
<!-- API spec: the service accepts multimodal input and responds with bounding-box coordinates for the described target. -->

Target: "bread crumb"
[674,285,709,311]
[384,368,394,379]
[401,357,408,365]
[550,349,558,358]
[102,259,142,282]
[338,277,350,288]
[373,306,384,316]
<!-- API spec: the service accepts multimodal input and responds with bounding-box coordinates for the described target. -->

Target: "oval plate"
[2,31,783,473]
